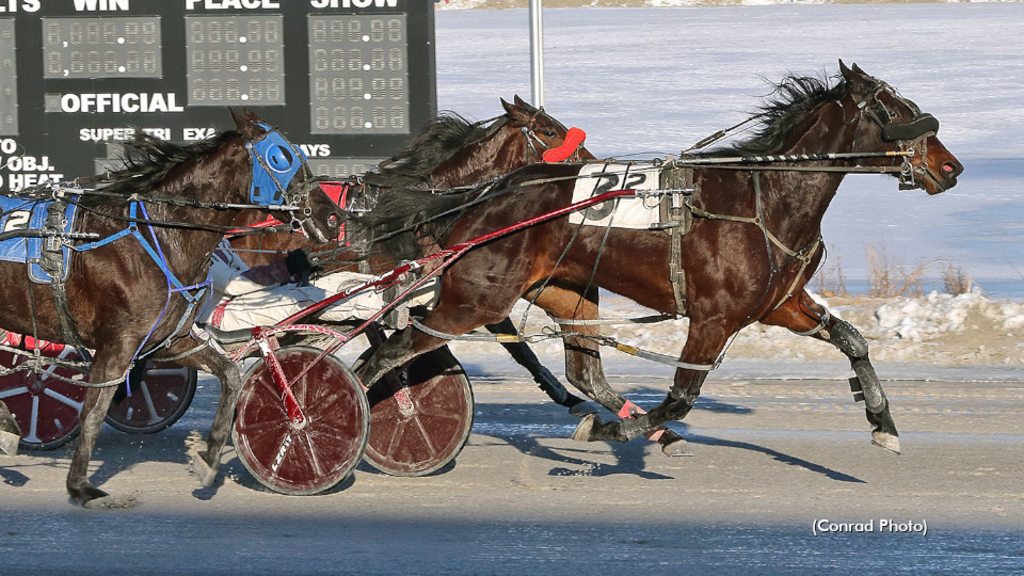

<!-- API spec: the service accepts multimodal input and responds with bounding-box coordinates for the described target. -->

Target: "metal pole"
[529,0,544,107]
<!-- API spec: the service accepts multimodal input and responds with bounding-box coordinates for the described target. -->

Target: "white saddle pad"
[568,163,662,229]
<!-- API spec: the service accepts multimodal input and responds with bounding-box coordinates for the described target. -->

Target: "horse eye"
[545,130,557,138]
[889,110,899,119]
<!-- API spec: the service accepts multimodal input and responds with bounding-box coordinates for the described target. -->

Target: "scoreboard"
[0,0,436,191]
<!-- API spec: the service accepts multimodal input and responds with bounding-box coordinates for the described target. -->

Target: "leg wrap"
[826,318,869,359]
[534,365,570,405]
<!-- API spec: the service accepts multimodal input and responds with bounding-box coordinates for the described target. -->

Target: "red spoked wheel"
[364,347,474,477]
[232,345,369,495]
[105,361,198,434]
[0,334,89,451]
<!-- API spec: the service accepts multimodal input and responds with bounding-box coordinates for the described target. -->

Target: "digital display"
[186,15,284,106]
[0,19,16,136]
[42,17,162,79]
[0,1,435,191]
[309,15,409,135]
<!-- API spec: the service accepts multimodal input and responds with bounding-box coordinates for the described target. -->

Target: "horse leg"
[66,342,136,507]
[484,316,596,416]
[0,400,22,455]
[163,344,243,487]
[532,287,689,456]
[572,319,730,455]
[762,290,900,453]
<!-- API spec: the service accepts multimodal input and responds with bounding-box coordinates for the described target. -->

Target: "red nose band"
[543,127,587,162]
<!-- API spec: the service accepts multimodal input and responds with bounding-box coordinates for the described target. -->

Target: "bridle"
[851,81,940,190]
[520,107,586,163]
[246,124,324,234]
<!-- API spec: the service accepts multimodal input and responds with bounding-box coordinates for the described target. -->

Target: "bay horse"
[230,96,598,414]
[0,110,341,507]
[350,62,963,458]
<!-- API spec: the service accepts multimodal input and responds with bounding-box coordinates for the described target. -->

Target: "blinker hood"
[881,113,939,142]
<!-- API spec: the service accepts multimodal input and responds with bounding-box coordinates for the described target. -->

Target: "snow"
[430,3,1024,368]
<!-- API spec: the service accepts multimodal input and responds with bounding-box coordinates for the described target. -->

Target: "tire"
[105,361,198,434]
[364,347,474,477]
[232,345,369,495]
[0,335,88,451]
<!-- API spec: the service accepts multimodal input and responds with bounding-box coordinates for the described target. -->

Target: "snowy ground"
[430,3,1024,369]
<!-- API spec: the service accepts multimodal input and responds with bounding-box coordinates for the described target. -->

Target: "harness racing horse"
[0,110,341,507]
[350,62,963,458]
[230,96,598,414]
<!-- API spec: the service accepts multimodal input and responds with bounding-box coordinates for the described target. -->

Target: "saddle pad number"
[569,164,662,229]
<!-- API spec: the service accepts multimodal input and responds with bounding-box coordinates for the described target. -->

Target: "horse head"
[502,95,595,162]
[230,109,341,242]
[840,61,963,195]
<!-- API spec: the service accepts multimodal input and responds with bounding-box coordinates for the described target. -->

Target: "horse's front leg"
[163,343,243,487]
[533,287,687,455]
[762,290,899,453]
[66,342,135,508]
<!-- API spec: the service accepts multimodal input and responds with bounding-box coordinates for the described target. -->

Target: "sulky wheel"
[0,334,88,451]
[364,346,474,477]
[232,345,369,495]
[105,361,198,434]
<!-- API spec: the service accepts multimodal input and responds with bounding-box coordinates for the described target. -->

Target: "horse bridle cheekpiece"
[247,124,310,206]
[858,81,940,189]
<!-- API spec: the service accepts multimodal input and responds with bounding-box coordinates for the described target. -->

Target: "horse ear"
[839,60,873,94]
[839,59,854,79]
[513,94,535,113]
[503,96,532,126]
[230,108,264,139]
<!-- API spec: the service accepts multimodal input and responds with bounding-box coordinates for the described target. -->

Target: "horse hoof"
[0,429,19,456]
[68,484,110,508]
[82,491,141,510]
[568,401,600,418]
[660,437,693,458]
[192,451,218,488]
[871,431,901,454]
[571,414,599,442]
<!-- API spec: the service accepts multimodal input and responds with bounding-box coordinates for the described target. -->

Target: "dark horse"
[230,96,598,414]
[0,110,341,507]
[351,62,963,457]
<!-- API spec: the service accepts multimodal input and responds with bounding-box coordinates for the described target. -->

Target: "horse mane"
[346,186,481,262]
[90,130,241,197]
[711,74,850,156]
[363,112,506,188]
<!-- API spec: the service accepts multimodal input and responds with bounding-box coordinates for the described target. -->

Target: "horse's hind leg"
[165,344,243,487]
[762,290,900,453]
[533,287,688,455]
[0,400,22,455]
[571,317,732,454]
[485,316,596,416]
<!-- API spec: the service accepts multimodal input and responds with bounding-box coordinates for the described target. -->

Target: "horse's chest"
[0,197,78,283]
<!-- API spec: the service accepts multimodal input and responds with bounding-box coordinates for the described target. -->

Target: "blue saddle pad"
[0,196,79,284]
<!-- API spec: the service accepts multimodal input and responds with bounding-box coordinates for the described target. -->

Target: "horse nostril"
[941,162,962,178]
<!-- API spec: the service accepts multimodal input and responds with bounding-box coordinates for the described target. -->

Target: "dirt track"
[1,354,1021,574]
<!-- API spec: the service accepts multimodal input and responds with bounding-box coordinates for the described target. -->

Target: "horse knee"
[823,318,869,359]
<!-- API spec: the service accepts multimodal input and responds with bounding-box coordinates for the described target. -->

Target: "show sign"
[0,0,435,191]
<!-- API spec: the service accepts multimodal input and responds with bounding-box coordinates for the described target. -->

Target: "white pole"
[529,0,544,108]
